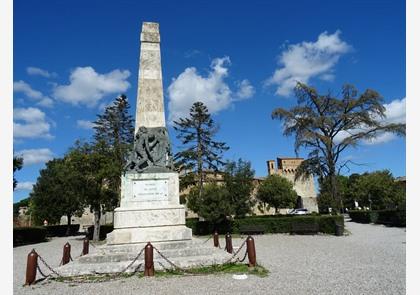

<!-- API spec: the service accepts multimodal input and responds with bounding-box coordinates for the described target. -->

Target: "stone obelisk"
[135,22,165,130]
[106,22,192,245]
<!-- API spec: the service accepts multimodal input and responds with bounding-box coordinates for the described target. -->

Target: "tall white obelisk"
[107,22,192,245]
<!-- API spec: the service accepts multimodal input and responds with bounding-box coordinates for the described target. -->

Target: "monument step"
[78,245,228,264]
[55,252,234,277]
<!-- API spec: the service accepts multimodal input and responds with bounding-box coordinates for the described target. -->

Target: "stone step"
[96,239,207,254]
[78,245,227,264]
[55,252,234,277]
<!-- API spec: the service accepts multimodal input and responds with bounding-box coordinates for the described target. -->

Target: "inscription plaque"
[133,179,169,201]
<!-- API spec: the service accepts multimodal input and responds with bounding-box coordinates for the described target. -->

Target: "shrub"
[185,215,343,235]
[348,210,372,223]
[45,224,80,237]
[86,224,114,240]
[14,227,47,247]
[349,209,405,227]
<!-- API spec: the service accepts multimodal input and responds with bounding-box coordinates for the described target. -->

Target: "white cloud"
[13,80,54,108]
[167,57,254,122]
[13,107,53,139]
[15,181,35,191]
[236,79,255,100]
[53,67,131,107]
[14,148,54,165]
[26,67,56,78]
[334,97,406,145]
[77,120,95,129]
[266,31,351,96]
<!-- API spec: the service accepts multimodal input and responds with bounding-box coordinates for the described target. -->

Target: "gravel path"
[14,220,405,295]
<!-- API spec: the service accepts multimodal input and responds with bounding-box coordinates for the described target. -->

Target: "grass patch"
[140,263,269,278]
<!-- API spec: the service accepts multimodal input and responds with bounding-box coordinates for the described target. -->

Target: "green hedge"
[86,224,114,240]
[45,224,80,237]
[186,215,344,235]
[348,209,405,227]
[14,227,47,247]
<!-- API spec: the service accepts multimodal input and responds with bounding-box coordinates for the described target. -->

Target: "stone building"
[267,157,318,213]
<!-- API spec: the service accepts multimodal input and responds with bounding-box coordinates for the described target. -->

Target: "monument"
[106,22,192,245]
[56,22,230,276]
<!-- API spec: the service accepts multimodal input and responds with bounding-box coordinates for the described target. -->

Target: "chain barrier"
[202,235,213,244]
[28,237,252,285]
[222,238,248,264]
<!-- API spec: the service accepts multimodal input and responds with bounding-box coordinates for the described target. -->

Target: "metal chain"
[152,246,185,272]
[222,238,248,264]
[36,264,50,279]
[202,235,213,244]
[37,253,62,277]
[238,250,248,263]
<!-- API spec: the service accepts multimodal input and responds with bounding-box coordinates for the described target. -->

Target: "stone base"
[107,225,192,245]
[55,239,233,277]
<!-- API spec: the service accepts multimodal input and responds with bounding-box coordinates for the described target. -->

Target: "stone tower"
[266,157,319,213]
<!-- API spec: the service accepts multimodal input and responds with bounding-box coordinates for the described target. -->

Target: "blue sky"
[13,0,406,203]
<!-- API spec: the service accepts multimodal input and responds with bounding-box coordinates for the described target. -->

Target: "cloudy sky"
[13,0,406,202]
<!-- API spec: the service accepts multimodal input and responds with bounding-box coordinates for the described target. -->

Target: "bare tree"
[272,82,405,212]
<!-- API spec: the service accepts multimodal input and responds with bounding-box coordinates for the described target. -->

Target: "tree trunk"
[93,209,101,241]
[66,213,72,236]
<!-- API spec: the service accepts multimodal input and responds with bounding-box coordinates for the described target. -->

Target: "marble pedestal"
[106,171,192,245]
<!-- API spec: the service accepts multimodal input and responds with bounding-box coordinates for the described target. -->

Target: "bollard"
[225,233,233,253]
[246,236,256,267]
[213,231,219,248]
[82,238,89,255]
[144,242,155,276]
[25,249,38,285]
[62,242,71,265]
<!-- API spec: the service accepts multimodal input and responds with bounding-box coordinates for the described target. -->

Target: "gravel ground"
[14,220,405,295]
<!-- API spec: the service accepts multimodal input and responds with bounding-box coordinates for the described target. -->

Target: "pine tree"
[173,101,229,195]
[93,94,134,194]
[13,156,23,190]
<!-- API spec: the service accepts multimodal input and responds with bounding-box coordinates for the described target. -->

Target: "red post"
[225,233,233,253]
[144,242,155,276]
[62,242,71,265]
[246,236,256,267]
[25,249,38,285]
[82,238,89,255]
[213,231,219,248]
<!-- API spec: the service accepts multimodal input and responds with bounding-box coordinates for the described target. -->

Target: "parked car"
[288,208,309,215]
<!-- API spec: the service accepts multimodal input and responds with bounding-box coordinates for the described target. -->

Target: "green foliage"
[186,215,343,235]
[173,101,229,192]
[272,82,405,210]
[13,156,23,190]
[93,94,134,196]
[256,175,297,212]
[349,209,405,227]
[223,159,256,217]
[30,158,86,226]
[318,170,406,212]
[13,227,47,246]
[45,224,80,237]
[187,184,234,225]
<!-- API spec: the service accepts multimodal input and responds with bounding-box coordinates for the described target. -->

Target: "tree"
[350,170,404,210]
[67,141,119,241]
[272,82,405,212]
[30,158,85,234]
[256,175,297,213]
[93,94,134,197]
[187,183,234,225]
[173,101,229,196]
[13,156,23,190]
[223,159,256,217]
